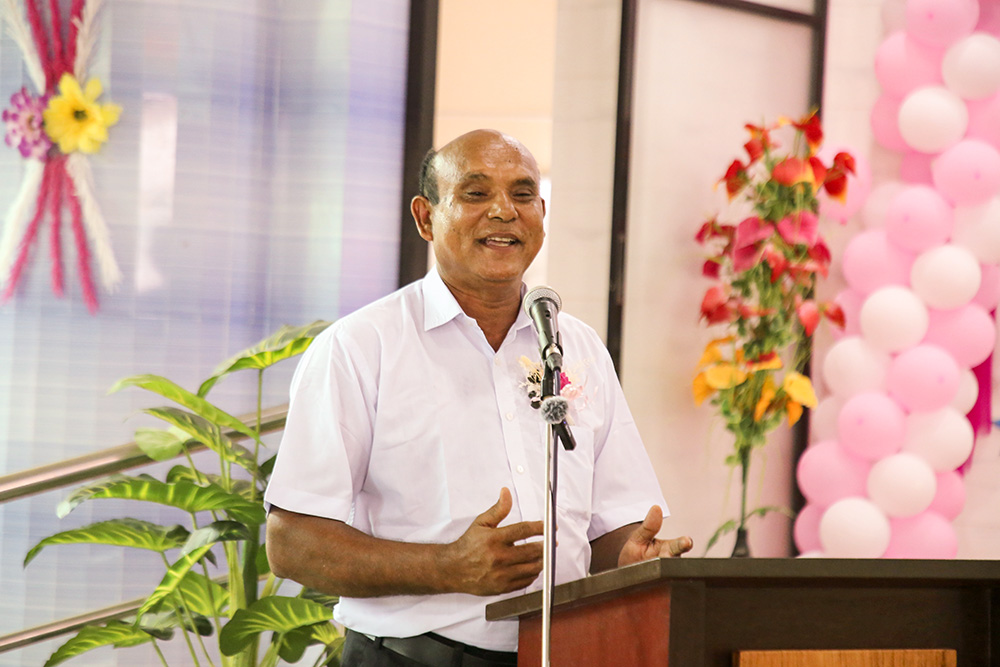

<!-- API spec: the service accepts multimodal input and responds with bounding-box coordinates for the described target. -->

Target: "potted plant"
[693,112,853,557]
[24,321,341,666]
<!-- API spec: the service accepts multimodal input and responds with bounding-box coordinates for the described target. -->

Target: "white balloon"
[904,407,975,471]
[943,33,1000,100]
[859,287,929,352]
[866,452,937,517]
[910,244,982,309]
[951,368,980,414]
[810,395,844,442]
[861,181,905,228]
[952,198,1000,263]
[819,497,891,558]
[821,336,891,397]
[898,86,969,153]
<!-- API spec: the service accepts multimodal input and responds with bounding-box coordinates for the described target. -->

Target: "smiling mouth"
[481,236,519,247]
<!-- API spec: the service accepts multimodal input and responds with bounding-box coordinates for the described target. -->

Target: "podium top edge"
[484,557,1000,622]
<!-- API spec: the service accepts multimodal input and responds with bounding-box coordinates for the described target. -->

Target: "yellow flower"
[697,336,733,368]
[754,376,777,421]
[704,363,747,389]
[747,354,783,372]
[782,372,817,408]
[43,74,121,154]
[692,371,713,406]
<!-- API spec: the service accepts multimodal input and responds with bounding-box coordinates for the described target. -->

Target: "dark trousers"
[341,629,518,667]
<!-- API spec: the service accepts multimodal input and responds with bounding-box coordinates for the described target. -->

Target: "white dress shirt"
[264,268,668,651]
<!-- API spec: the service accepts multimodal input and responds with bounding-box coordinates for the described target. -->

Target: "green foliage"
[27,321,338,666]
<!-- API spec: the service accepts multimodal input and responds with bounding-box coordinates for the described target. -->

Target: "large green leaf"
[219,596,332,657]
[109,374,258,443]
[166,466,258,500]
[181,520,250,557]
[134,426,187,461]
[56,476,266,526]
[198,321,331,397]
[43,621,155,667]
[138,609,213,637]
[136,545,213,621]
[143,406,259,472]
[157,571,229,617]
[25,518,190,566]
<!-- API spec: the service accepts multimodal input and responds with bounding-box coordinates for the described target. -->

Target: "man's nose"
[489,193,516,221]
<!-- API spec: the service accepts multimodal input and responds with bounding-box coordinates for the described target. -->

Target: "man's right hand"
[442,487,544,596]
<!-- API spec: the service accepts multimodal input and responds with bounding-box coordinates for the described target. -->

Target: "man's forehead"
[436,130,540,181]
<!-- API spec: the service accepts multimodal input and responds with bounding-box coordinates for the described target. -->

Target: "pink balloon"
[922,303,997,367]
[978,0,1000,34]
[833,289,864,338]
[899,151,935,184]
[838,392,907,460]
[884,185,955,252]
[841,230,915,295]
[884,512,958,558]
[871,95,909,151]
[875,32,944,96]
[966,92,1000,149]
[927,471,966,520]
[973,262,1000,309]
[905,0,979,48]
[794,504,824,554]
[932,139,1000,206]
[887,344,962,412]
[797,440,871,507]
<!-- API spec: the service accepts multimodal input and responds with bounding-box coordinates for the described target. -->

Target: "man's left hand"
[617,505,693,567]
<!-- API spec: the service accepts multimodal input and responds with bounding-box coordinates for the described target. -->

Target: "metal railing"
[0,403,289,655]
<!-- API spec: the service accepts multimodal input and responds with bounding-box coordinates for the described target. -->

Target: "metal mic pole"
[541,418,556,667]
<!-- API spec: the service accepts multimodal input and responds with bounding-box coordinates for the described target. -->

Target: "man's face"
[414,131,546,296]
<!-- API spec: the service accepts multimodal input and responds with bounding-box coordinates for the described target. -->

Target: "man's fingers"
[632,505,663,543]
[666,536,694,557]
[498,519,544,543]
[476,488,513,528]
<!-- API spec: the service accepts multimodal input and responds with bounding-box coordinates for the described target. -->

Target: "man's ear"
[411,196,434,242]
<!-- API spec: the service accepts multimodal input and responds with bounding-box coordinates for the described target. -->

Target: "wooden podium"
[485,558,1000,666]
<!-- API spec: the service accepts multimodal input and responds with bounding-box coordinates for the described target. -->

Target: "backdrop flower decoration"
[694,112,855,556]
[0,0,121,314]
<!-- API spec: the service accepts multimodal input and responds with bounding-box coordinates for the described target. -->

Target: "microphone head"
[523,285,562,316]
[540,396,569,424]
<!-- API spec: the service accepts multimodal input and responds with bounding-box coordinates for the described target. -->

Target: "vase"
[731,526,751,558]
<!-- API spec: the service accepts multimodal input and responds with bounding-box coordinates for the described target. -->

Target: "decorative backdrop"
[0,1,409,664]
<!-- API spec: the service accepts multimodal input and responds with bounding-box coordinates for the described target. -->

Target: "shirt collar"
[422,267,534,333]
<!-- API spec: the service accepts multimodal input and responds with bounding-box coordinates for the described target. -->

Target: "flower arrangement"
[0,0,122,313]
[692,111,853,556]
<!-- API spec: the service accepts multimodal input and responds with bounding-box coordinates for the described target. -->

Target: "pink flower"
[2,88,51,160]
[776,211,819,246]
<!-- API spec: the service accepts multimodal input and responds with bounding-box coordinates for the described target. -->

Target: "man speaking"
[264,129,692,666]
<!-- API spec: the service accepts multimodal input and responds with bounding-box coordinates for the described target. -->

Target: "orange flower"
[754,376,778,421]
[772,157,815,188]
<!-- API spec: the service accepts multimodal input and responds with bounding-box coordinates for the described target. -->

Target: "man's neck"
[443,280,522,352]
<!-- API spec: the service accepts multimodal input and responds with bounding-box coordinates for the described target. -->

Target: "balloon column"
[795,0,1000,558]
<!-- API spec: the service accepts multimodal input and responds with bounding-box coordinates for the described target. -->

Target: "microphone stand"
[540,355,575,667]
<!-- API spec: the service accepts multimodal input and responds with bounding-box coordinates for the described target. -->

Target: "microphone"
[523,286,563,372]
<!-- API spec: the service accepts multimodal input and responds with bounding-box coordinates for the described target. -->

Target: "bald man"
[265,130,692,667]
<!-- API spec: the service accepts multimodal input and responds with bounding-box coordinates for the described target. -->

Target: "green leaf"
[138,610,211,637]
[144,406,259,473]
[109,374,258,443]
[136,546,213,621]
[157,571,228,617]
[43,621,155,667]
[134,426,187,461]
[56,476,266,526]
[219,596,333,657]
[703,519,738,555]
[198,321,331,397]
[181,520,250,557]
[255,542,271,577]
[25,519,189,566]
[277,625,313,663]
[301,588,339,610]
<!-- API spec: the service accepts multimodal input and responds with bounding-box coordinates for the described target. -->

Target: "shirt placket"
[491,345,541,523]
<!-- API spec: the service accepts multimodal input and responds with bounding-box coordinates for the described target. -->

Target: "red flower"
[721,160,748,200]
[734,217,772,250]
[771,157,814,187]
[821,301,845,329]
[702,259,721,279]
[761,245,788,282]
[701,285,734,324]
[789,111,823,154]
[796,300,820,336]
[776,211,819,246]
[809,239,832,268]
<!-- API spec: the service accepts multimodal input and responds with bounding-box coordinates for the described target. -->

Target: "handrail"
[0,598,143,654]
[0,404,288,504]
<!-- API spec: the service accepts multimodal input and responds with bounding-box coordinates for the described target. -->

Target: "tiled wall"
[0,0,408,663]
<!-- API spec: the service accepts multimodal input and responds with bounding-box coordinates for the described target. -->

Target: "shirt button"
[505,412,514,421]
[494,357,501,367]
[516,465,525,474]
